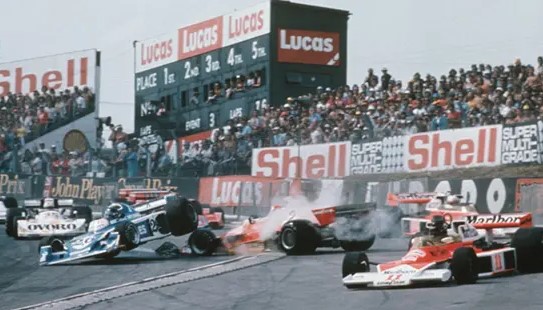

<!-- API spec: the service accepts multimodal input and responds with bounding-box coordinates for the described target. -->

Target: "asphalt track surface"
[3,229,543,310]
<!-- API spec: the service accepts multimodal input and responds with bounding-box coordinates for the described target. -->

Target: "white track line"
[13,253,284,310]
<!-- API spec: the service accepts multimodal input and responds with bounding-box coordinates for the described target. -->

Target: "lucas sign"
[277,29,340,66]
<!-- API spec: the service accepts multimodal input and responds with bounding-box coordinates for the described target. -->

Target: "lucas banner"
[501,120,541,165]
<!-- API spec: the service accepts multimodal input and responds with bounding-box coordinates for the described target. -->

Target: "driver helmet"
[446,195,460,205]
[104,203,124,221]
[427,215,448,236]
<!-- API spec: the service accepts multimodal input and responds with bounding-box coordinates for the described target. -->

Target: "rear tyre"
[39,236,65,253]
[342,252,370,289]
[511,227,543,273]
[340,235,376,252]
[115,222,140,251]
[165,197,198,236]
[188,229,218,256]
[6,208,25,238]
[3,197,18,209]
[451,247,478,284]
[279,221,318,255]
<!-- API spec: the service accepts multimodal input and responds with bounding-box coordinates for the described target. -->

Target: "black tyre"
[165,197,198,236]
[115,222,140,251]
[73,206,93,225]
[209,207,226,229]
[188,228,218,256]
[189,200,203,215]
[340,235,376,252]
[450,247,478,284]
[6,208,25,238]
[38,236,65,253]
[511,227,543,273]
[342,252,370,289]
[3,197,18,209]
[279,221,319,255]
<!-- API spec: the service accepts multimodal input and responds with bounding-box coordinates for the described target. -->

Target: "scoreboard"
[134,1,349,145]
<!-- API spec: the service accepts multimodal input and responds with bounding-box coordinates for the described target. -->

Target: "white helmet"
[446,195,460,205]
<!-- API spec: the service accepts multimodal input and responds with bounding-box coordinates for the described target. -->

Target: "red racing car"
[342,212,541,288]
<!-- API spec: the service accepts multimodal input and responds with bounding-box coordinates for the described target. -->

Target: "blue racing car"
[39,193,199,265]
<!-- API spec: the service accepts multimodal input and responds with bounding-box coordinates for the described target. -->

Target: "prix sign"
[252,142,350,178]
[277,29,340,66]
[0,49,97,97]
[405,126,501,172]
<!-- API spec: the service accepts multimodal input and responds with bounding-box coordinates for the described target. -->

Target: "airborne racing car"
[39,193,198,265]
[342,212,541,288]
[118,189,225,229]
[187,201,377,256]
[5,197,92,239]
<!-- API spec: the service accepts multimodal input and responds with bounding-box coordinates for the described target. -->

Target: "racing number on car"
[385,274,403,281]
[494,254,503,271]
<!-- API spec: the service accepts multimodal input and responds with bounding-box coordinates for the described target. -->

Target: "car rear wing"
[118,189,173,204]
[23,198,74,208]
[133,193,178,214]
[465,213,533,229]
[332,203,377,216]
[386,193,437,207]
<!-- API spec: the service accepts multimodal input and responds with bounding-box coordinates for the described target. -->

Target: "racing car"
[386,192,480,236]
[5,197,92,239]
[342,212,541,288]
[118,189,225,229]
[38,193,198,265]
[187,201,377,256]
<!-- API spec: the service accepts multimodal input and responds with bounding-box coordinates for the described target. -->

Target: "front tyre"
[116,222,140,251]
[188,229,218,256]
[451,247,478,284]
[342,251,370,289]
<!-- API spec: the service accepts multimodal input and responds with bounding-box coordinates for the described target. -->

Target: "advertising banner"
[252,142,351,178]
[42,176,199,205]
[0,49,97,97]
[198,175,282,207]
[277,28,340,66]
[135,31,178,74]
[350,136,405,175]
[404,125,502,172]
[501,120,541,165]
[222,1,271,46]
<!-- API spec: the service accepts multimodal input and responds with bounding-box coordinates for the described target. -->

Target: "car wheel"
[188,229,218,256]
[342,251,370,289]
[39,236,65,253]
[165,197,198,236]
[189,200,203,215]
[451,247,478,284]
[116,222,140,251]
[5,208,24,238]
[511,227,543,273]
[340,235,376,252]
[279,221,318,255]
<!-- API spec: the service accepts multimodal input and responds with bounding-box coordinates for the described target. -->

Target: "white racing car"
[5,198,92,239]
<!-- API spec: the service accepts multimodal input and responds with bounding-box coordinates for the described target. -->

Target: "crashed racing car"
[342,212,540,288]
[39,193,198,265]
[5,197,92,239]
[187,201,377,256]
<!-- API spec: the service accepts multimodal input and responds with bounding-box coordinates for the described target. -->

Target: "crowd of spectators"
[3,57,543,177]
[176,56,543,176]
